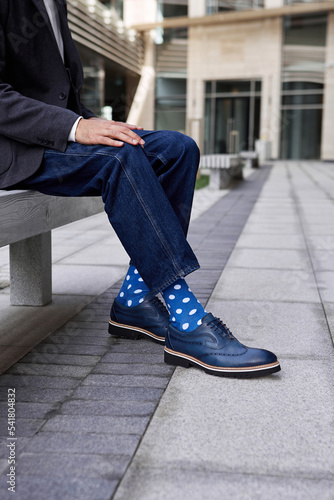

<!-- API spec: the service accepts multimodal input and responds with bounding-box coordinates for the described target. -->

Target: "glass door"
[204,80,260,154]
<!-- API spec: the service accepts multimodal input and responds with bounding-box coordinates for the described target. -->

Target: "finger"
[110,128,145,146]
[126,135,145,146]
[98,136,124,147]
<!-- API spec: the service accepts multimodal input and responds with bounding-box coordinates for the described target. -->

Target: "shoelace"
[208,316,235,340]
[149,296,169,318]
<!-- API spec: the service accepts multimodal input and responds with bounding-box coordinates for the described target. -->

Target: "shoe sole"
[164,347,281,378]
[108,319,165,344]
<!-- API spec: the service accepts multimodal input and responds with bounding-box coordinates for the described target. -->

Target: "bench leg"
[10,232,52,306]
[219,169,233,189]
[232,165,244,181]
[209,168,221,189]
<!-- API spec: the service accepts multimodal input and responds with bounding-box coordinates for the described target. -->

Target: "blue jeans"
[15,130,200,294]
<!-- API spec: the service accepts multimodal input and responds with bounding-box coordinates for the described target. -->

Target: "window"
[99,0,123,19]
[204,80,261,154]
[284,14,327,47]
[155,78,187,133]
[280,82,323,159]
[206,0,264,14]
[280,14,327,159]
[285,0,328,5]
[158,0,188,18]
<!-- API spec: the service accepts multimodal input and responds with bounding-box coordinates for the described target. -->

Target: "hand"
[75,117,145,147]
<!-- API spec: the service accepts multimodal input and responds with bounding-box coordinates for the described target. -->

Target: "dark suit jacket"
[0,0,95,188]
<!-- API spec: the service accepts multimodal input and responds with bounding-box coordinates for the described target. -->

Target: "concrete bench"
[199,154,243,189]
[239,151,259,168]
[0,190,104,306]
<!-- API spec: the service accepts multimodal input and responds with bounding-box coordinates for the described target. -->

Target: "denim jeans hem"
[150,263,200,296]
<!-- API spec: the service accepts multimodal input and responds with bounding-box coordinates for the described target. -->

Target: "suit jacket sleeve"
[0,9,80,152]
[80,103,97,120]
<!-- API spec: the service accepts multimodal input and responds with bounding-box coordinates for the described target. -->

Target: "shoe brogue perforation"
[201,348,249,358]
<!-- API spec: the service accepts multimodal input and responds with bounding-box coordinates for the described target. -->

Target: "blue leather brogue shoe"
[109,295,169,344]
[164,313,280,377]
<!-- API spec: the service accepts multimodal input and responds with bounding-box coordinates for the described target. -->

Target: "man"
[0,0,280,377]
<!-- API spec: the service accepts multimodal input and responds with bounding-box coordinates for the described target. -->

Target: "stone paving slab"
[91,362,174,376]
[310,249,334,272]
[59,399,157,417]
[0,438,30,461]
[317,271,334,302]
[0,418,46,438]
[52,264,126,297]
[235,233,306,249]
[226,248,312,270]
[207,299,333,359]
[58,240,129,266]
[322,302,334,344]
[80,374,171,389]
[16,452,129,481]
[0,386,73,404]
[17,353,102,366]
[112,468,334,500]
[41,415,150,435]
[0,402,58,420]
[71,386,165,402]
[0,475,119,500]
[6,363,93,378]
[40,335,114,347]
[302,224,334,235]
[23,432,140,456]
[0,375,81,390]
[117,360,334,477]
[242,221,303,235]
[212,267,319,302]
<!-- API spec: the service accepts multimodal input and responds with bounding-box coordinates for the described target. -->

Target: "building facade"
[124,0,334,161]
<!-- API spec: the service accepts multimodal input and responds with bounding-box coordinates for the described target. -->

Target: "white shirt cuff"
[68,117,82,142]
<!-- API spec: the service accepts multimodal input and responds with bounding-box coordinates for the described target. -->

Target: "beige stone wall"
[189,0,206,18]
[321,11,334,160]
[123,0,157,26]
[187,17,283,157]
[265,0,284,8]
[127,32,156,129]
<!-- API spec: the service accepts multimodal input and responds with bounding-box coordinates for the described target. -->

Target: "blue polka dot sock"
[161,278,206,332]
[116,265,151,307]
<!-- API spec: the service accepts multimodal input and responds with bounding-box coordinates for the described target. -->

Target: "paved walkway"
[1,162,334,499]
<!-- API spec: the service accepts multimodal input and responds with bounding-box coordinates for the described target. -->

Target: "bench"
[199,154,243,189]
[0,190,104,306]
[239,151,259,169]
